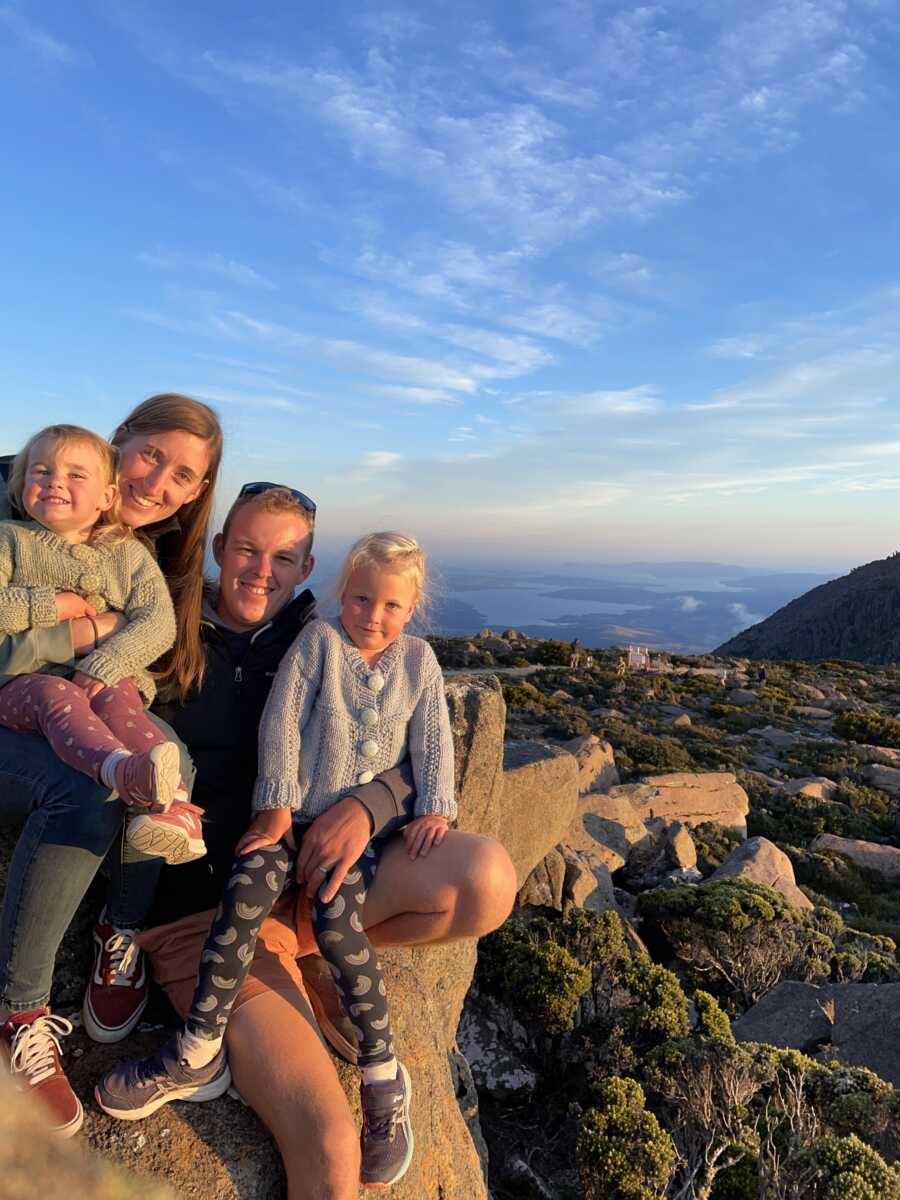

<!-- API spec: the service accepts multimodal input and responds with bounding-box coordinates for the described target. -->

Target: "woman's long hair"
[112,394,223,702]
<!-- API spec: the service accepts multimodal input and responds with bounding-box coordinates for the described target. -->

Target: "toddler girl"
[0,424,204,865]
[98,531,456,1188]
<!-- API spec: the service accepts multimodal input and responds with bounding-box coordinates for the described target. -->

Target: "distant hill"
[716,551,900,663]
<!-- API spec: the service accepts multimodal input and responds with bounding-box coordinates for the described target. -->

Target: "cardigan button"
[84,593,105,611]
[70,545,91,561]
[360,739,379,759]
[357,770,375,785]
[367,672,385,692]
[79,573,102,593]
[360,707,378,727]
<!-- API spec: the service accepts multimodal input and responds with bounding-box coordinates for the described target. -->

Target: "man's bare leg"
[364,832,516,947]
[226,989,360,1200]
[293,830,515,955]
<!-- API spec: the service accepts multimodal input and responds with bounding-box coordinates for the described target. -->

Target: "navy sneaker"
[360,1061,414,1187]
[95,1034,231,1120]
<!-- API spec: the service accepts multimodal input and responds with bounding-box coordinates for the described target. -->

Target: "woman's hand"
[55,592,96,622]
[236,808,294,855]
[296,796,374,903]
[71,670,105,700]
[403,814,449,860]
[71,611,126,654]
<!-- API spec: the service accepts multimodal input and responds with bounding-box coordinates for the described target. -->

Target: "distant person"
[757,665,768,685]
[569,638,582,668]
[100,531,455,1188]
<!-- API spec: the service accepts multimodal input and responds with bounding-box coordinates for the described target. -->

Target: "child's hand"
[56,591,97,622]
[71,670,105,700]
[403,814,449,860]
[236,808,294,855]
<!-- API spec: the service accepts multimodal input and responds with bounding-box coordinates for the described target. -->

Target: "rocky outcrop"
[733,981,900,1086]
[716,551,900,664]
[809,833,900,883]
[2,674,578,1200]
[710,836,813,910]
[613,772,749,834]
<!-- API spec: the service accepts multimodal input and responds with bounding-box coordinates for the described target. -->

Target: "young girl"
[0,424,205,865]
[98,532,456,1188]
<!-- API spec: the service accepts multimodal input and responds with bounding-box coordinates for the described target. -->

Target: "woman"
[0,393,222,1137]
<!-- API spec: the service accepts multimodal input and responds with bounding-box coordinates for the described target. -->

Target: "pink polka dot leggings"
[0,674,166,805]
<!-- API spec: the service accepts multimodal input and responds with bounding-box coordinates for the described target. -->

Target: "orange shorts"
[136,893,308,1021]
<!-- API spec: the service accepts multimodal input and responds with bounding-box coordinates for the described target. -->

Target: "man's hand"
[296,796,374,903]
[236,808,294,855]
[71,611,126,654]
[71,670,105,700]
[55,591,96,622]
[403,814,449,860]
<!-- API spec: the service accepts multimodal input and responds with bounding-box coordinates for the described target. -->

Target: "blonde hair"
[112,394,223,703]
[221,487,315,557]
[8,425,130,543]
[334,532,428,609]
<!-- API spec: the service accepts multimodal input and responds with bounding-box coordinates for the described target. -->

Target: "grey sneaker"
[360,1061,414,1187]
[94,1034,231,1120]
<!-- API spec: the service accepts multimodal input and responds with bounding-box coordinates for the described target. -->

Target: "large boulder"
[517,848,567,910]
[612,773,749,835]
[562,788,651,873]
[494,741,579,888]
[710,836,813,911]
[561,734,619,795]
[863,763,900,795]
[783,776,837,801]
[809,833,900,884]
[3,674,576,1199]
[733,981,900,1086]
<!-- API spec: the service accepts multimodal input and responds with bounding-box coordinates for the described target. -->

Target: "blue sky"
[3,0,900,569]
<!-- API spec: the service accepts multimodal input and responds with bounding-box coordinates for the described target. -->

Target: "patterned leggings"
[0,674,165,802]
[187,834,394,1066]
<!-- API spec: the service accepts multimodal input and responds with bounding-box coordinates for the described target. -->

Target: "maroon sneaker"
[82,909,148,1044]
[0,1008,83,1137]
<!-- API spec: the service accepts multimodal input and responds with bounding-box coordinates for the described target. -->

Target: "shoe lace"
[103,930,140,986]
[364,1091,403,1143]
[10,1014,73,1086]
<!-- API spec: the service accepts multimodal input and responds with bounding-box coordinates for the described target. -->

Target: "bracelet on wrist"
[86,615,100,652]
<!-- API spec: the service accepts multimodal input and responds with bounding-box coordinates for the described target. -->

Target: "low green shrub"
[833,710,900,748]
[577,1077,675,1200]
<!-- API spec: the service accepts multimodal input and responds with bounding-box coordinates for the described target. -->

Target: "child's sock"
[360,1057,398,1085]
[179,1027,223,1069]
[100,749,131,790]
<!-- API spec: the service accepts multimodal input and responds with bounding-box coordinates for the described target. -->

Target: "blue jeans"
[0,722,177,1012]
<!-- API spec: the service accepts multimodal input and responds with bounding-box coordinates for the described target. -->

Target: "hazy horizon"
[5,3,900,566]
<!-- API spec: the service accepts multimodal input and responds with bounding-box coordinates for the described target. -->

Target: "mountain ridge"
[717,549,900,663]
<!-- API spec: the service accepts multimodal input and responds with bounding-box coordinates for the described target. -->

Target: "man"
[93,484,517,1199]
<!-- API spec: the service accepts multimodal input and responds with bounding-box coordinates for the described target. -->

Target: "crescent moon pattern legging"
[185,833,393,1066]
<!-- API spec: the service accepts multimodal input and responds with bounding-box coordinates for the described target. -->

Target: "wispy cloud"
[0,7,77,64]
[138,249,276,290]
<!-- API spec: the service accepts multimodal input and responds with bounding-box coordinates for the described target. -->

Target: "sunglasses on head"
[238,481,317,515]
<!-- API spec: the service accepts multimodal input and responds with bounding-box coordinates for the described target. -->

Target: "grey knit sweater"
[0,520,176,703]
[253,617,457,822]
